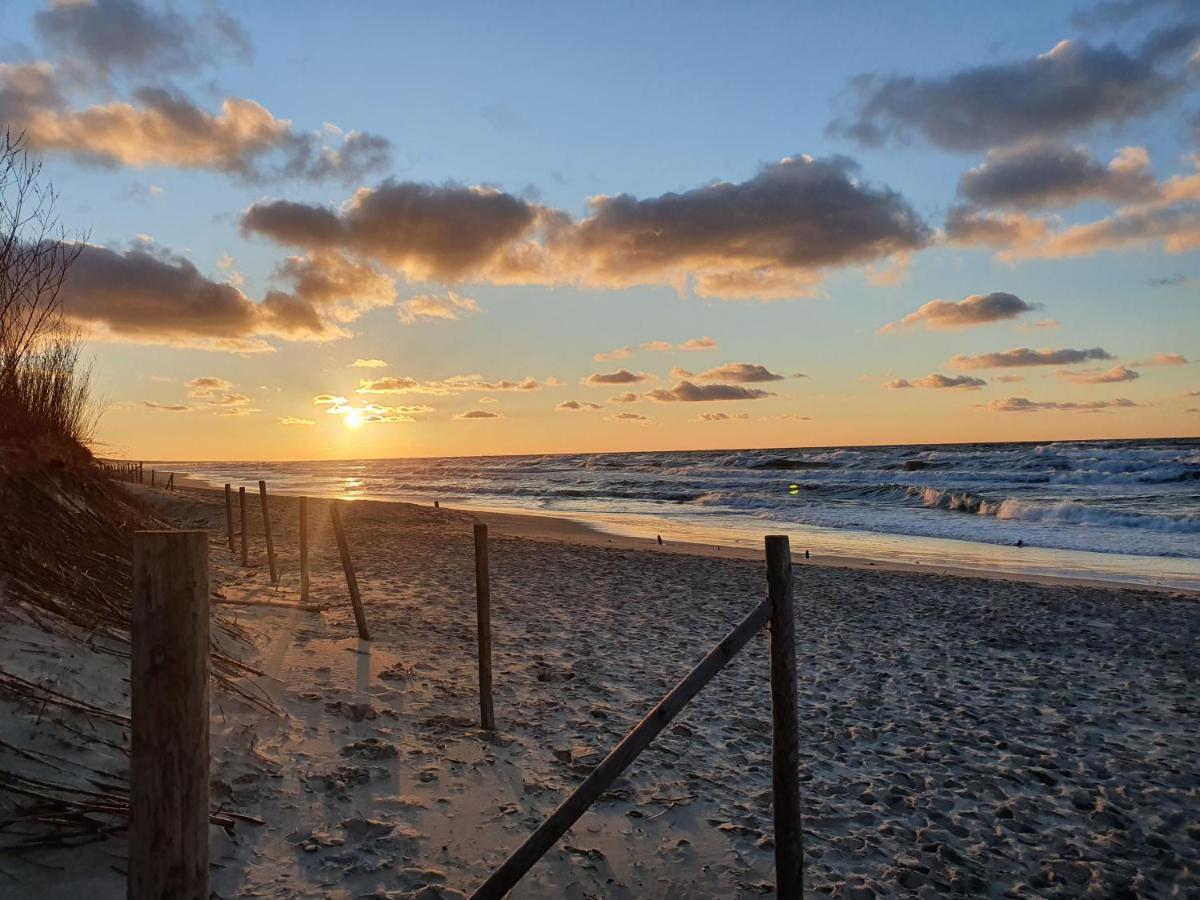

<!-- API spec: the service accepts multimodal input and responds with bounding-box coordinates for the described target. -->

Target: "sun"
[343,409,365,429]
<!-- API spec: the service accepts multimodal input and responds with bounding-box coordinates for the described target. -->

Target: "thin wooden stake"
[258,480,278,585]
[129,530,210,900]
[238,486,248,567]
[151,470,156,488]
[299,497,310,601]
[766,534,803,897]
[469,596,771,899]
[473,523,496,730]
[330,501,369,640]
[224,484,235,551]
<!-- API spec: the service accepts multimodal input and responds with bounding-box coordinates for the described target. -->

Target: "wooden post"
[330,502,369,640]
[224,484,235,551]
[469,596,772,899]
[138,462,143,484]
[129,530,210,900]
[166,472,174,490]
[238,487,248,567]
[258,480,278,585]
[473,524,496,730]
[151,470,156,488]
[766,535,802,898]
[299,497,310,601]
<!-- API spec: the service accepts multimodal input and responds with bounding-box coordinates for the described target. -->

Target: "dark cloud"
[34,0,251,80]
[609,391,640,403]
[884,374,988,390]
[455,409,502,420]
[1058,365,1141,383]
[986,396,1140,412]
[584,369,653,386]
[958,142,1158,209]
[555,400,603,411]
[142,400,190,412]
[943,206,1050,251]
[243,180,541,282]
[949,347,1115,369]
[560,155,930,299]
[829,29,1198,150]
[694,363,786,383]
[645,381,775,402]
[242,156,929,300]
[696,412,750,421]
[609,412,652,422]
[1147,273,1192,286]
[56,242,389,351]
[881,292,1037,332]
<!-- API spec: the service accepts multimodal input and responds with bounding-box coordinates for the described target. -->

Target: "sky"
[1,0,1197,460]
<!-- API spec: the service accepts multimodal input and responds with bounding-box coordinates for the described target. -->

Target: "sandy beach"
[4,480,1198,898]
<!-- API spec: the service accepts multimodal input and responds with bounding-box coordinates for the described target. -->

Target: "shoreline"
[170,474,1198,596]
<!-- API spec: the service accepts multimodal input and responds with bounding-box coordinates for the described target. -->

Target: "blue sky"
[1,0,1196,458]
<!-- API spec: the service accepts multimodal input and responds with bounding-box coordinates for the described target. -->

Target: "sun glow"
[343,409,365,429]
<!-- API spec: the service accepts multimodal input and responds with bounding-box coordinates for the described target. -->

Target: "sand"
[3,481,1198,898]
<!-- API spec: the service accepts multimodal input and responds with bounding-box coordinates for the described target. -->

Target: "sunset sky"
[2,0,1197,460]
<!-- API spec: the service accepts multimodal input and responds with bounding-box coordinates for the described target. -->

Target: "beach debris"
[339,737,398,760]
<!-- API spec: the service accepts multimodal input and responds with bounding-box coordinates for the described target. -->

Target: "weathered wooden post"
[238,486,248,567]
[299,497,310,601]
[258,480,278,585]
[765,535,802,897]
[138,462,144,484]
[129,530,210,900]
[224,484,235,551]
[151,470,156,488]
[330,502,369,640]
[473,524,496,730]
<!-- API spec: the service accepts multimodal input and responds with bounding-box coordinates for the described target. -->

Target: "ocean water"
[170,438,1200,590]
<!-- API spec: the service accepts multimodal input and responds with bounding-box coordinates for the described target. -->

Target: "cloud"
[645,381,775,402]
[356,375,539,395]
[986,396,1141,412]
[696,412,750,421]
[4,73,392,182]
[609,391,640,403]
[351,358,389,368]
[584,369,654,386]
[949,347,1115,369]
[556,400,603,412]
[609,412,653,422]
[142,400,190,412]
[996,374,1026,383]
[243,180,545,282]
[559,155,930,299]
[593,336,717,361]
[33,0,250,81]
[315,395,434,424]
[1016,318,1061,331]
[829,29,1198,150]
[1057,365,1141,383]
[694,363,786,383]
[1147,273,1193,287]
[883,373,988,390]
[242,155,930,301]
[958,142,1158,209]
[264,251,396,336]
[1129,352,1189,365]
[880,292,1037,332]
[455,409,502,420]
[279,416,316,426]
[397,291,481,324]
[186,376,233,398]
[943,205,1051,251]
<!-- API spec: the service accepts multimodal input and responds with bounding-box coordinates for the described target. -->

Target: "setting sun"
[343,409,365,429]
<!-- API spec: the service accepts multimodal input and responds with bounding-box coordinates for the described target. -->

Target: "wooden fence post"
[299,497,310,601]
[258,480,278,585]
[129,530,210,900]
[224,484,235,551]
[473,524,496,730]
[151,470,156,488]
[238,487,248,567]
[765,535,802,898]
[330,502,369,640]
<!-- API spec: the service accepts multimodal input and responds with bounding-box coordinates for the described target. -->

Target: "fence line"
[469,534,801,899]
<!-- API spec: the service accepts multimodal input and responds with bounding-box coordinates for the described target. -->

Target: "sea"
[169,438,1200,591]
